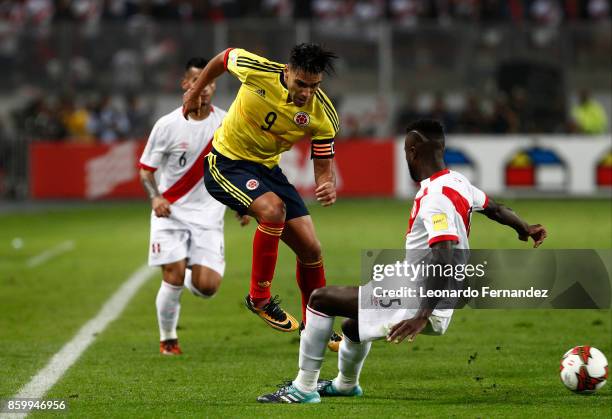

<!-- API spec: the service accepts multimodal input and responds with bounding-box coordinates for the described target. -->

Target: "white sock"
[183,269,210,298]
[156,280,183,341]
[332,336,372,392]
[293,306,334,393]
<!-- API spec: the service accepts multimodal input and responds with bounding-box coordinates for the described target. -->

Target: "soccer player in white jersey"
[139,57,249,355]
[258,119,548,403]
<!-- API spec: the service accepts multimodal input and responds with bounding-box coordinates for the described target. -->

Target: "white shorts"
[358,284,452,342]
[148,214,225,276]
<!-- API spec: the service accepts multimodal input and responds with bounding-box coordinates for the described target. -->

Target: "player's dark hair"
[406,119,446,144]
[185,57,208,71]
[289,43,338,75]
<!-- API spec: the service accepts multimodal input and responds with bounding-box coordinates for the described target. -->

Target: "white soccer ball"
[11,237,24,250]
[560,346,608,393]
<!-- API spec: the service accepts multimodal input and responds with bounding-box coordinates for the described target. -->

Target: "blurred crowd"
[0,0,609,23]
[341,89,609,137]
[4,87,606,146]
[11,92,153,143]
[393,89,609,135]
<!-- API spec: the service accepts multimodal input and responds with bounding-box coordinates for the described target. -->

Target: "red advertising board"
[29,139,396,199]
[336,140,395,196]
[280,139,395,197]
[30,141,147,199]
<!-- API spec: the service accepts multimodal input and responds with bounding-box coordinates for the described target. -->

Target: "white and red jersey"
[405,169,488,250]
[139,106,227,228]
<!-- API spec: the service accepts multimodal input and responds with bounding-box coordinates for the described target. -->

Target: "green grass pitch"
[1,199,610,418]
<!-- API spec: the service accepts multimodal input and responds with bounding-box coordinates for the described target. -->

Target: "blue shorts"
[204,148,309,221]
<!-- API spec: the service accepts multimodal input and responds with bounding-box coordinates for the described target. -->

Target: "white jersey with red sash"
[140,106,227,229]
[358,169,489,342]
[405,168,488,250]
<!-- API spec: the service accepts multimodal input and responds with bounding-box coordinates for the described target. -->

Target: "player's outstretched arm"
[313,158,336,206]
[139,168,171,217]
[182,50,227,119]
[478,198,547,247]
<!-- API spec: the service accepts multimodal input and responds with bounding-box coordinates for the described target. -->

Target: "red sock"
[250,221,285,302]
[296,258,326,322]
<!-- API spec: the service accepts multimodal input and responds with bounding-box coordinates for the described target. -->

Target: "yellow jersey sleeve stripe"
[315,91,339,132]
[235,61,283,74]
[237,56,284,70]
[320,107,339,133]
[208,155,253,206]
[315,93,339,129]
[237,54,283,66]
[315,91,339,124]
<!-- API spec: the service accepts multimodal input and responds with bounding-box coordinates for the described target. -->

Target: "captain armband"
[311,139,335,159]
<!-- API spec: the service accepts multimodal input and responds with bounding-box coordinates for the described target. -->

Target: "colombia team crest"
[293,111,310,127]
[246,179,259,190]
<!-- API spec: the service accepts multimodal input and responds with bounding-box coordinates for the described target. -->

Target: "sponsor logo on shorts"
[246,179,259,190]
[258,281,271,288]
[293,111,310,127]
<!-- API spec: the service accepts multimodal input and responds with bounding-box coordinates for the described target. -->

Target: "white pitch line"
[0,264,156,419]
[26,240,75,268]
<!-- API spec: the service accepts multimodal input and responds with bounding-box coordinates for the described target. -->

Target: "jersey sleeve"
[419,193,459,247]
[139,120,168,171]
[224,48,284,84]
[470,184,489,211]
[311,91,340,159]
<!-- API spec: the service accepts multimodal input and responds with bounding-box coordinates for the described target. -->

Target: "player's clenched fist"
[519,224,547,248]
[315,181,336,206]
[152,196,171,217]
[182,88,201,119]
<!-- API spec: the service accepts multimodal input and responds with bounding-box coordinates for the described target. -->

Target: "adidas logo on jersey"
[255,89,266,97]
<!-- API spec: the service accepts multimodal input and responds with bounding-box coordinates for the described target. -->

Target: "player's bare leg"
[156,260,187,355]
[308,286,359,319]
[185,264,222,297]
[161,260,188,286]
[243,192,299,332]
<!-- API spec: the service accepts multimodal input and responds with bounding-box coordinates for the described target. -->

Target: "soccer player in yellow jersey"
[183,43,341,347]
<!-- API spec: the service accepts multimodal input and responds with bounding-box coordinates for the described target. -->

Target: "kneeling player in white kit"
[139,57,249,355]
[258,119,548,403]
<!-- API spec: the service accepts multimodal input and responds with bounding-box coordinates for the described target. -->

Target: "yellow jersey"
[213,48,339,168]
